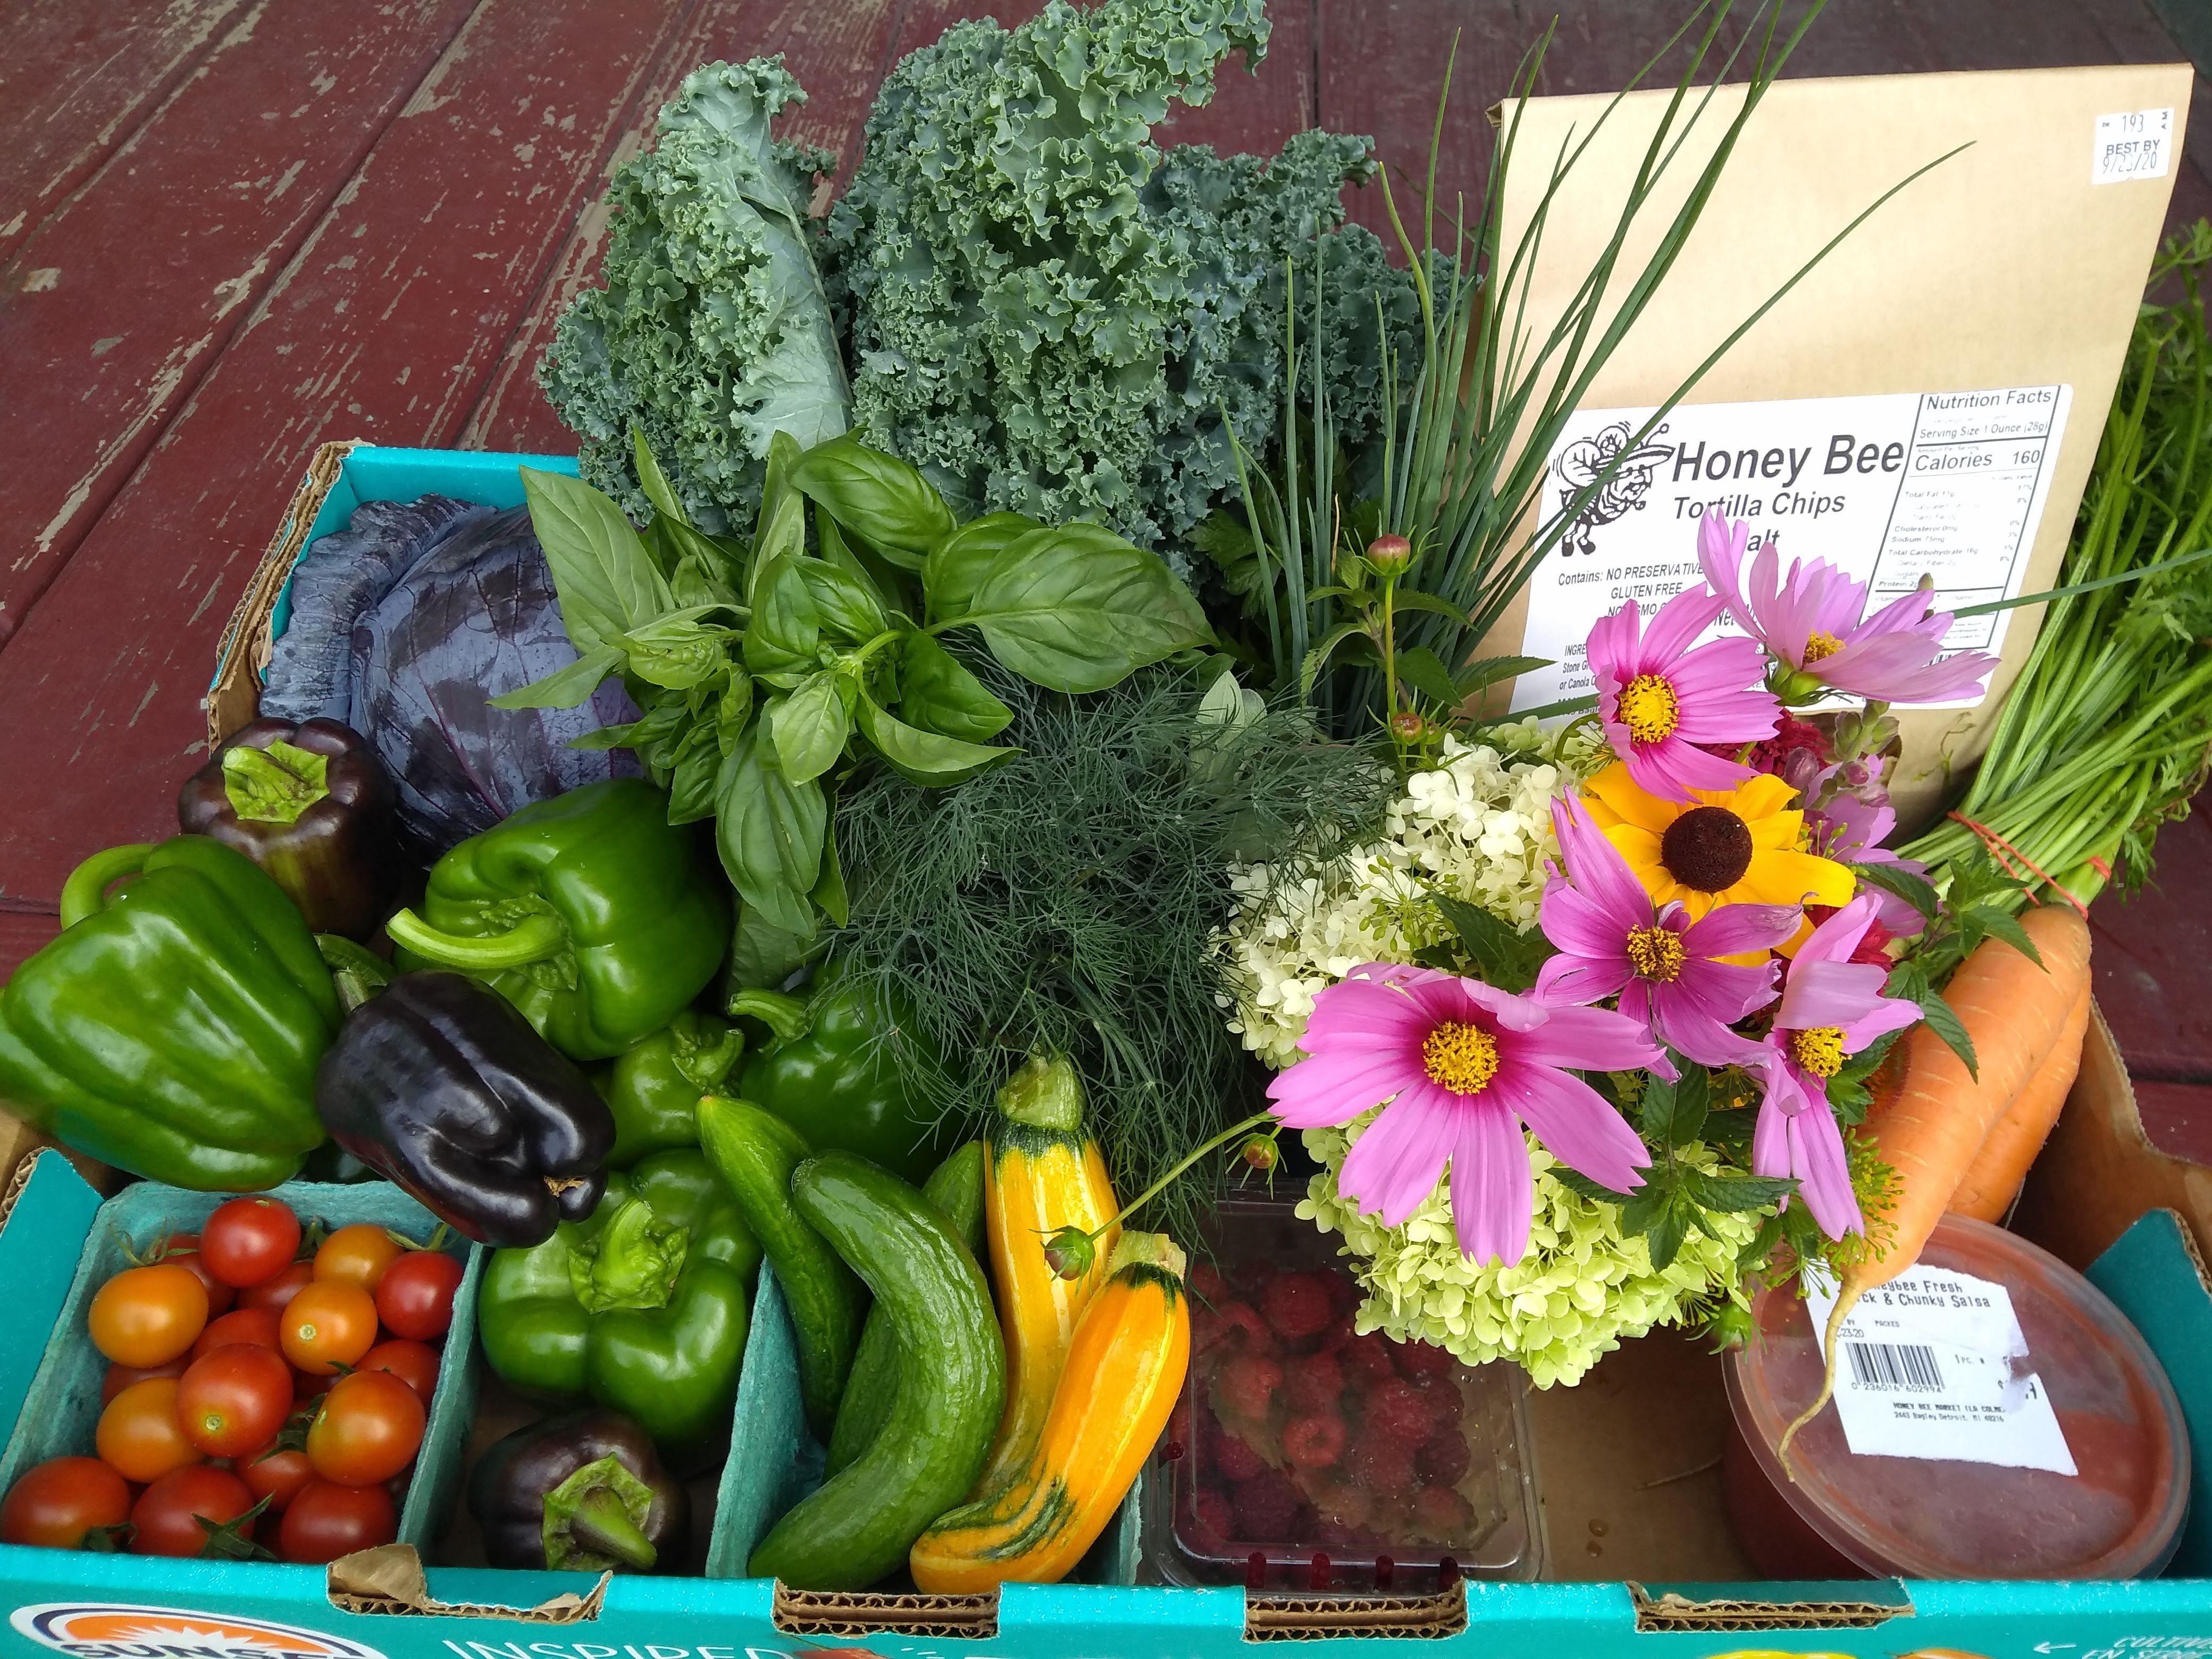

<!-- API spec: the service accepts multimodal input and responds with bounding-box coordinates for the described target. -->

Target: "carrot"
[1777,904,2092,1472]
[1947,981,2092,1223]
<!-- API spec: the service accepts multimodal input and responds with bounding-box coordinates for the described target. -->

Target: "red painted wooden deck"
[2,0,2209,1140]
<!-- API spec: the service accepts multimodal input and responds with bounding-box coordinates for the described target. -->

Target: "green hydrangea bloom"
[1298,1115,1754,1388]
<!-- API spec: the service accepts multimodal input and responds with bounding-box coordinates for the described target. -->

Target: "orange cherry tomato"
[1,1457,132,1549]
[88,1263,208,1368]
[190,1305,283,1362]
[313,1224,402,1293]
[95,1378,204,1484]
[360,1339,440,1403]
[279,1281,378,1376]
[306,1371,424,1487]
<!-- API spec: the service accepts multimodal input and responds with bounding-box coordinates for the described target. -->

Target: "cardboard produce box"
[0,440,2204,1655]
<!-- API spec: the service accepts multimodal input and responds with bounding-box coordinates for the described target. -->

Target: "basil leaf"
[728,904,814,993]
[668,723,724,825]
[953,524,1212,693]
[621,610,735,691]
[633,425,689,527]
[715,723,824,939]
[924,513,1040,623]
[798,560,888,643]
[759,430,804,543]
[716,671,755,757]
[749,489,807,604]
[814,804,850,928]
[490,643,625,710]
[743,555,821,678]
[857,693,1016,786]
[770,674,851,786]
[520,468,672,650]
[787,433,956,568]
[898,632,1014,743]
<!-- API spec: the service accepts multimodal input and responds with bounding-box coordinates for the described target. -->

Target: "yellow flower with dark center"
[1580,762,1855,945]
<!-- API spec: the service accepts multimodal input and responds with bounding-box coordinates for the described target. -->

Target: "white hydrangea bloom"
[1298,1117,1755,1388]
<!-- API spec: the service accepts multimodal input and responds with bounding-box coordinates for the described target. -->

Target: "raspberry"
[1217,1352,1283,1421]
[1283,1412,1346,1470]
[1339,1332,1397,1388]
[1283,1351,1344,1417]
[1417,1378,1464,1425]
[1231,1258,1277,1298]
[1346,1435,1416,1494]
[1233,1469,1302,1539]
[1417,1429,1471,1486]
[1322,1269,1360,1317]
[1262,1271,1337,1342]
[1189,1262,1228,1303]
[1217,1301,1274,1354]
[1393,1339,1456,1382]
[1361,1378,1435,1448]
[1310,1480,1372,1546]
[1410,1484,1474,1541]
[1206,1419,1267,1482]
[1191,1486,1235,1544]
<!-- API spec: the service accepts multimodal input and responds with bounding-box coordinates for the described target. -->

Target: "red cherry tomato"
[279,1478,396,1565]
[199,1197,302,1288]
[176,1344,294,1459]
[306,1370,424,1487]
[238,1261,314,1313]
[360,1339,440,1403]
[292,1368,333,1409]
[88,1263,208,1368]
[240,1440,315,1514]
[190,1305,283,1362]
[374,1251,462,1342]
[129,1465,258,1558]
[101,1356,187,1405]
[156,1235,236,1318]
[314,1225,402,1293]
[1,1457,132,1549]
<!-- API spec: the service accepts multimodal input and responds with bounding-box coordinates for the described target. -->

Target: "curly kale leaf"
[826,0,1389,552]
[540,59,850,534]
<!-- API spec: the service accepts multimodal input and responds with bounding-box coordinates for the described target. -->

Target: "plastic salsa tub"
[1723,1211,2189,1580]
[1142,1197,1541,1593]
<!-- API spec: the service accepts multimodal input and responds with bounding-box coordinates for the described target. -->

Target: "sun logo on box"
[11,1604,387,1659]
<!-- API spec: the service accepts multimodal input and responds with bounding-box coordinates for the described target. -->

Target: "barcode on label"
[1845,1341,1945,1392]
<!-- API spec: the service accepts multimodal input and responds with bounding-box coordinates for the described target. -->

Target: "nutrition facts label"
[1512,384,2072,713]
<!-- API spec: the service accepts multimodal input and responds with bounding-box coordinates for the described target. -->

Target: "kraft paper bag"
[1486,63,2193,828]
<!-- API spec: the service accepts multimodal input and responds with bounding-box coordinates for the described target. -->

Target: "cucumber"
[827,1139,986,1474]
[697,1095,866,1440]
[749,1151,1005,1591]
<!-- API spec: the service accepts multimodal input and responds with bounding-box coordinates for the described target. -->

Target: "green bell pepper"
[479,1149,760,1461]
[596,1011,745,1168]
[729,961,948,1187]
[0,837,339,1190]
[386,779,730,1061]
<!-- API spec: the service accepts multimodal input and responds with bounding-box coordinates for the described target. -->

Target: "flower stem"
[1067,1109,1278,1253]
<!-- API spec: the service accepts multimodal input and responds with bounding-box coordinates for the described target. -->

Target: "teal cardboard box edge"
[64,440,2211,1655]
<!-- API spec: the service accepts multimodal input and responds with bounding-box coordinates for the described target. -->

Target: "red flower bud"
[1042,1226,1096,1281]
[1388,710,1426,744]
[1366,534,1414,576]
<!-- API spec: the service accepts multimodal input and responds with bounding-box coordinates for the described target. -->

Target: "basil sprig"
[499,428,1212,973]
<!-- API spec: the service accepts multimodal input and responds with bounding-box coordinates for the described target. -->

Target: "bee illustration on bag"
[1554,421,1674,555]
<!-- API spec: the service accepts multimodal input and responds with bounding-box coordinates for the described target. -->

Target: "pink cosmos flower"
[1536,795,1798,1069]
[1792,763,1931,937]
[1268,963,1660,1266]
[1749,894,1923,1239]
[1698,516,1997,705]
[1588,585,1780,801]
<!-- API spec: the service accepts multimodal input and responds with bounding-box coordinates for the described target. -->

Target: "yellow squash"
[911,1230,1189,1591]
[973,1054,1120,1500]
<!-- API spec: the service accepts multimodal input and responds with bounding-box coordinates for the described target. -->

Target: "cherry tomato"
[129,1465,257,1558]
[374,1250,462,1342]
[361,1339,440,1403]
[238,1261,314,1313]
[88,1263,208,1368]
[176,1343,294,1459]
[292,1368,333,1408]
[306,1370,424,1487]
[279,1478,396,1564]
[314,1225,402,1293]
[101,1356,187,1405]
[190,1306,282,1362]
[95,1378,204,1484]
[199,1197,301,1288]
[280,1281,378,1376]
[240,1439,315,1514]
[157,1235,236,1318]
[1,1457,132,1549]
